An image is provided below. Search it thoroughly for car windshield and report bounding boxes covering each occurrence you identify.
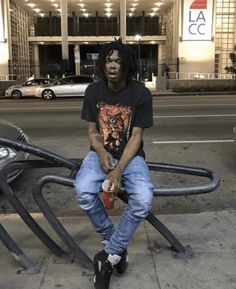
[53,79,62,85]
[25,81,35,86]
[52,76,93,85]
[40,79,52,85]
[25,79,52,86]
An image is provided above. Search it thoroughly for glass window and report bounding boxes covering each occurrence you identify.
[77,76,93,83]
[215,0,236,74]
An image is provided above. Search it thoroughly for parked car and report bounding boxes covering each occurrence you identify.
[5,78,54,99]
[0,120,30,182]
[35,75,96,100]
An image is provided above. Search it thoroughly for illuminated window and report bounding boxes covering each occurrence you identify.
[215,0,236,74]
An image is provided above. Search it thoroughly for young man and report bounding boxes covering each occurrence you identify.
[75,39,154,289]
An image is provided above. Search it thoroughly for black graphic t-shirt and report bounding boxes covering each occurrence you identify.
[81,80,153,159]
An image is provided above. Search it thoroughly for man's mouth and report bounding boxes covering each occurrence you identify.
[108,72,117,78]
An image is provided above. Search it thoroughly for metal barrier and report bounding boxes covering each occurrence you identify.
[0,137,220,271]
[33,174,94,268]
[0,222,39,273]
[0,138,93,271]
[0,161,69,255]
[168,71,236,80]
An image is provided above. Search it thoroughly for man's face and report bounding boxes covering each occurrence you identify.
[104,50,124,84]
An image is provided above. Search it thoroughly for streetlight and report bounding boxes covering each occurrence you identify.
[135,34,142,81]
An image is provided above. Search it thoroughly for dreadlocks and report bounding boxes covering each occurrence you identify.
[97,38,138,81]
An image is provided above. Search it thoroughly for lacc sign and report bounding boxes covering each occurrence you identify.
[182,0,214,41]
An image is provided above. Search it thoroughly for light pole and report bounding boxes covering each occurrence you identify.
[135,34,142,81]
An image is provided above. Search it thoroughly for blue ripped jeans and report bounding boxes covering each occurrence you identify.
[74,151,153,256]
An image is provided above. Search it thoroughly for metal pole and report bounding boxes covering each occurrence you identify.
[135,34,141,81]
[138,39,141,81]
[120,0,126,43]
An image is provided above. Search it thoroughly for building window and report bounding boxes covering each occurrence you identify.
[215,0,236,75]
[9,0,30,78]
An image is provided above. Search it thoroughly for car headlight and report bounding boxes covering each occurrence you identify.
[0,146,17,160]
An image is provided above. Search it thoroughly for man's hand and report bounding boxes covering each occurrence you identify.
[87,122,117,173]
[99,151,116,172]
[105,165,122,193]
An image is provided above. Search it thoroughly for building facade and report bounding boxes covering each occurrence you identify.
[0,0,236,81]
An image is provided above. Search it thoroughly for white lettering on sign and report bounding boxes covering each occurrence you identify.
[182,0,214,41]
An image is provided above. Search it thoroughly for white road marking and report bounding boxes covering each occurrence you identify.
[153,114,236,118]
[153,103,236,108]
[152,140,235,144]
[1,108,236,118]
[0,106,82,111]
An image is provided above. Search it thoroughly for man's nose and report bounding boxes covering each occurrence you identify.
[109,61,116,68]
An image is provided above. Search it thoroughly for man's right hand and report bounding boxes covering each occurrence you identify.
[99,151,116,172]
[87,122,116,172]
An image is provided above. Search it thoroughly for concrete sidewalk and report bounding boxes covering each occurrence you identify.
[0,210,236,289]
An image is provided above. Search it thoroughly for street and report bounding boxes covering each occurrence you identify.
[0,95,236,214]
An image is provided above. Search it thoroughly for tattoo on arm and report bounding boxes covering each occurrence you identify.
[95,135,103,144]
[89,131,103,144]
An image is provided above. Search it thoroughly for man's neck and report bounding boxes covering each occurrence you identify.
[107,79,127,92]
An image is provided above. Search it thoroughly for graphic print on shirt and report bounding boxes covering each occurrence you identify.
[97,102,133,155]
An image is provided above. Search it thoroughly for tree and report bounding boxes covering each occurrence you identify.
[225,45,236,74]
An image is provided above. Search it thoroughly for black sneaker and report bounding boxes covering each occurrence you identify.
[115,248,128,274]
[94,250,121,289]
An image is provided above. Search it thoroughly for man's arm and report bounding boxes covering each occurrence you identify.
[116,127,143,172]
[88,122,144,191]
[107,127,144,192]
[88,122,116,172]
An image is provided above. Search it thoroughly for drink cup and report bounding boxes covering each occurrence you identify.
[102,180,115,210]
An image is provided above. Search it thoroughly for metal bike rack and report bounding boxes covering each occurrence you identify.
[0,222,39,273]
[32,162,220,260]
[0,138,93,270]
[148,162,219,197]
[32,174,94,269]
[0,137,220,270]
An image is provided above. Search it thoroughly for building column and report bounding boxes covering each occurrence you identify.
[120,0,126,43]
[172,0,179,72]
[156,43,167,90]
[0,0,10,78]
[72,11,76,36]
[74,44,80,75]
[96,11,99,36]
[60,0,69,73]
[141,11,145,35]
[33,44,40,78]
[158,44,163,77]
[49,11,53,36]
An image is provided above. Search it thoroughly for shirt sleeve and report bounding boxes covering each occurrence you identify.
[133,88,153,128]
[81,84,97,122]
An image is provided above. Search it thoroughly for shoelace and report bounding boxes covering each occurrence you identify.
[104,260,113,277]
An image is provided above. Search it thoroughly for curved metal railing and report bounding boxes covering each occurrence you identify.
[0,137,93,270]
[0,222,39,273]
[0,137,221,270]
